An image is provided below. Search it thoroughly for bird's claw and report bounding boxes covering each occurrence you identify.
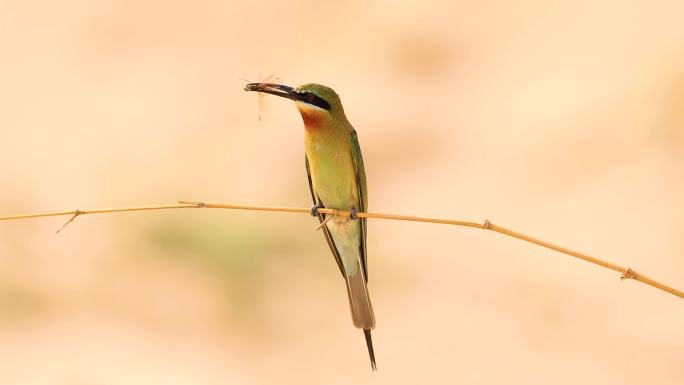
[310,204,323,217]
[349,207,358,221]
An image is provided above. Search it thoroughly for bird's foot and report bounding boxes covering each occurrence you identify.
[310,203,324,217]
[349,207,358,221]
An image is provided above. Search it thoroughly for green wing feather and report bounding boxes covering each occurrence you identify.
[305,154,345,277]
[349,129,369,281]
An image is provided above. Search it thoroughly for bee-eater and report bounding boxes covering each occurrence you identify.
[245,82,376,370]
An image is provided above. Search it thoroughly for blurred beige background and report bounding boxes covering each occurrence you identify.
[1,0,684,384]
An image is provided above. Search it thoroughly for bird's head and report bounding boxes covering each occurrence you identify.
[244,82,346,129]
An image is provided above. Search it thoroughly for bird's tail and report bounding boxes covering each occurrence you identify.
[344,269,376,369]
[363,329,377,370]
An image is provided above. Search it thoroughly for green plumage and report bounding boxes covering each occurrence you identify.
[245,82,377,370]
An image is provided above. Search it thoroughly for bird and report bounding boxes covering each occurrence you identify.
[244,82,376,370]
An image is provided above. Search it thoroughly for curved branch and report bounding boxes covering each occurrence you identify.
[1,200,682,300]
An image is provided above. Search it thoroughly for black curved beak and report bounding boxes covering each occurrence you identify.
[244,83,304,102]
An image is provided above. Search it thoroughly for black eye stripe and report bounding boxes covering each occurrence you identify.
[300,92,331,110]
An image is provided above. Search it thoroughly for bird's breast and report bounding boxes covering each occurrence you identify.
[305,134,358,214]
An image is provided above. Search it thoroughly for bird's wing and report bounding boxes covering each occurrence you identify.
[305,154,345,277]
[349,129,369,281]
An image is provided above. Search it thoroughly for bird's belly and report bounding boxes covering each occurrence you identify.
[305,140,362,275]
[326,217,362,275]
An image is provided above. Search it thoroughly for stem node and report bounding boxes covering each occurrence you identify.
[621,268,637,281]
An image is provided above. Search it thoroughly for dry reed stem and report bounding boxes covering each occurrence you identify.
[0,200,682,300]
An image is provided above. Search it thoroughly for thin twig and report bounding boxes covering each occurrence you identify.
[56,210,83,233]
[1,200,682,301]
[315,214,334,231]
[0,203,197,222]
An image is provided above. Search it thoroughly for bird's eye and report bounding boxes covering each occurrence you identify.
[299,92,331,110]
